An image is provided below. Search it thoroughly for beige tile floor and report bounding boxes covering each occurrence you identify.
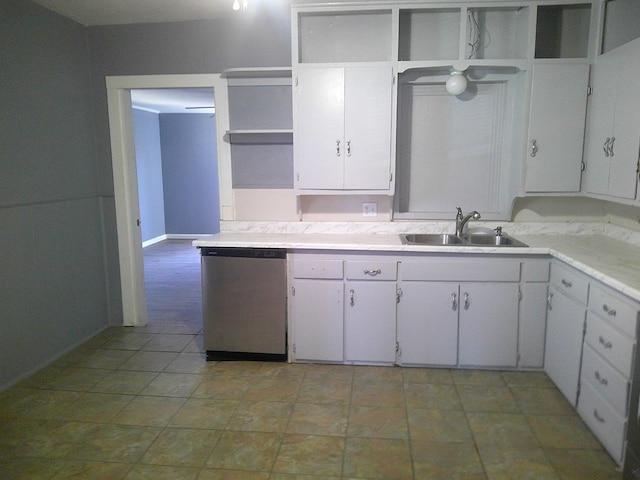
[0,326,623,479]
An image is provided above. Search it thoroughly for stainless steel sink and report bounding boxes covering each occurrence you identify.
[463,234,528,247]
[400,232,528,247]
[402,234,465,245]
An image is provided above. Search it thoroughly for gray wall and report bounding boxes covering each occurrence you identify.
[133,109,166,242]
[0,0,291,389]
[88,12,292,323]
[160,113,220,235]
[0,0,108,388]
[134,110,220,242]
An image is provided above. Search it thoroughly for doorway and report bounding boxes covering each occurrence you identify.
[130,87,219,330]
[106,74,231,327]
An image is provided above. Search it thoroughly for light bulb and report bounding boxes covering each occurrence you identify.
[446,71,468,96]
[232,0,240,10]
[242,0,248,10]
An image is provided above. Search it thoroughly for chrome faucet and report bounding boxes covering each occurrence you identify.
[455,207,481,236]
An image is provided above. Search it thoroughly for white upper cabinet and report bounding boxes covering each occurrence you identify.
[525,63,590,193]
[294,66,393,193]
[583,38,640,200]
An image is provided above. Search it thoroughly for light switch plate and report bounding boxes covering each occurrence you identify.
[362,202,377,217]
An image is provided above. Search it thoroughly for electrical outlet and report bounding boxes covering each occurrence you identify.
[362,202,377,217]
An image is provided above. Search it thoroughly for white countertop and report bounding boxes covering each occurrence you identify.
[193,226,640,302]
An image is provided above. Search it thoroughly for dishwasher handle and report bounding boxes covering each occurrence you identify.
[200,247,286,259]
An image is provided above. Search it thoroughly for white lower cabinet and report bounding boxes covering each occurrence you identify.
[543,259,640,466]
[396,281,458,366]
[290,258,344,362]
[292,279,344,362]
[458,282,520,367]
[397,257,522,368]
[344,280,397,364]
[544,261,589,407]
[578,281,639,464]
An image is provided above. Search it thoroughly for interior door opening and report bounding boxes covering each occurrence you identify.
[106,74,229,327]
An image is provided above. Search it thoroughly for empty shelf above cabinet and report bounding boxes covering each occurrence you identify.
[221,67,292,79]
[225,129,293,144]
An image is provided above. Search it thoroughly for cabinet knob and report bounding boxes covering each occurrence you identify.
[364,269,381,276]
[594,370,608,386]
[336,140,341,157]
[451,293,458,311]
[463,292,470,310]
[603,137,610,157]
[593,409,606,424]
[602,304,617,317]
[349,289,355,307]
[547,292,553,310]
[598,335,613,349]
[561,279,572,288]
[609,137,615,157]
[346,140,352,157]
[530,139,537,157]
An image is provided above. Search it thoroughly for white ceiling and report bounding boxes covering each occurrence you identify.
[32,0,296,26]
[131,88,215,114]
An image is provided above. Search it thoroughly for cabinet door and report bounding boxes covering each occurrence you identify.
[609,43,640,200]
[458,283,519,367]
[344,281,397,364]
[544,285,586,407]
[343,67,393,190]
[295,67,345,189]
[397,282,458,366]
[583,54,617,196]
[525,63,589,193]
[292,279,344,362]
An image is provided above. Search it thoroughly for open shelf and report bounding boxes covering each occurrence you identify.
[535,4,591,59]
[225,129,293,144]
[222,67,292,79]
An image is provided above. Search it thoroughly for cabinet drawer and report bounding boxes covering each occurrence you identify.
[399,259,520,282]
[345,261,397,281]
[577,379,626,464]
[589,283,639,339]
[585,312,635,378]
[521,259,550,282]
[581,344,630,416]
[550,262,589,304]
[292,259,343,279]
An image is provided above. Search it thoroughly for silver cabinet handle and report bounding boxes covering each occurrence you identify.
[602,304,617,317]
[593,409,606,423]
[530,139,537,157]
[336,140,341,157]
[609,136,615,156]
[350,289,354,307]
[451,293,458,311]
[547,292,553,310]
[463,292,470,310]
[346,140,351,157]
[599,335,613,349]
[364,269,381,276]
[603,137,610,157]
[561,279,572,288]
[594,371,608,386]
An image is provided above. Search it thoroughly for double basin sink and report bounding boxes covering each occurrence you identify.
[401,232,528,247]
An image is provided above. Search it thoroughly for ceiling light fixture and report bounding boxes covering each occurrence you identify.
[232,0,240,10]
[445,70,468,96]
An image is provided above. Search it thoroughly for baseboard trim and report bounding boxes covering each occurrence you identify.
[142,234,167,248]
[143,234,213,248]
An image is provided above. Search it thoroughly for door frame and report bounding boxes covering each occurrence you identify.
[106,74,231,326]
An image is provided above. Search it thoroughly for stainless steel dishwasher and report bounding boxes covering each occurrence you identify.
[200,247,287,361]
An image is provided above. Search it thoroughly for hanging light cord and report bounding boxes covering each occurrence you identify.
[467,10,480,59]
